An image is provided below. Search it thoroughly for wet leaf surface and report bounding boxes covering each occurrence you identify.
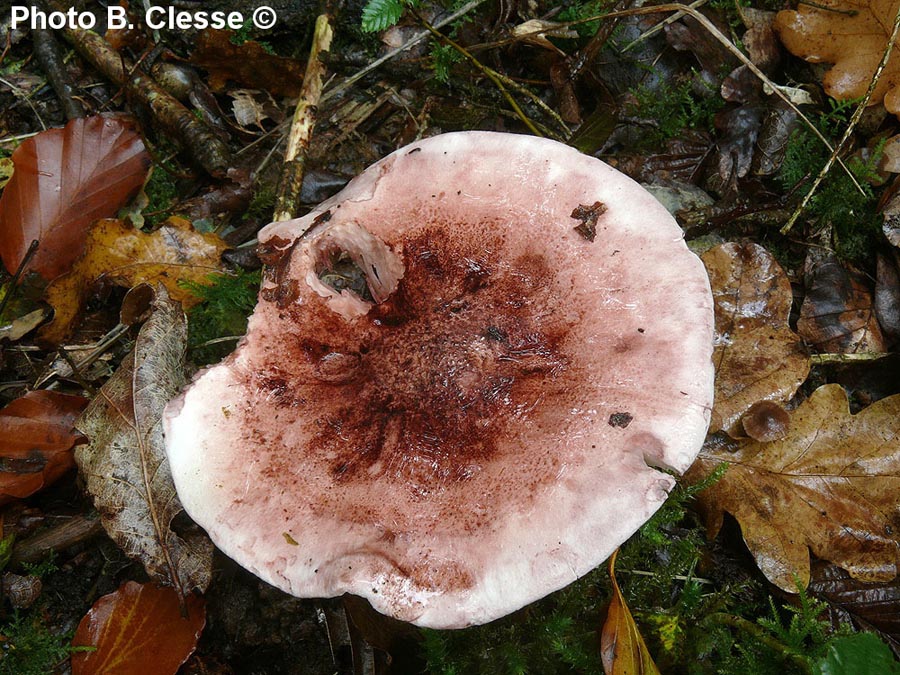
[600,550,662,675]
[0,390,87,504]
[688,384,900,593]
[40,217,228,345]
[71,580,206,675]
[798,251,887,353]
[0,115,149,280]
[810,559,900,654]
[75,288,213,595]
[774,0,900,115]
[813,632,900,674]
[701,242,809,436]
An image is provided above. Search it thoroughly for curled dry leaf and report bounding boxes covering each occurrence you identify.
[875,250,900,345]
[0,115,150,280]
[75,287,213,595]
[600,550,662,675]
[797,251,886,353]
[701,242,809,437]
[774,0,900,116]
[0,390,88,504]
[71,580,206,675]
[39,216,228,345]
[687,384,900,593]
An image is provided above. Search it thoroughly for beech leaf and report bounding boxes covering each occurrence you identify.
[71,580,206,675]
[701,242,809,436]
[40,216,228,345]
[0,390,88,504]
[774,0,900,116]
[0,115,150,280]
[75,287,213,595]
[600,550,662,675]
[687,384,900,593]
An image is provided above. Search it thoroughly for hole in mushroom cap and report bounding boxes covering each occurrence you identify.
[303,222,405,320]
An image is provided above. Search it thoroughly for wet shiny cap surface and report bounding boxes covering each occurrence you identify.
[163,132,715,628]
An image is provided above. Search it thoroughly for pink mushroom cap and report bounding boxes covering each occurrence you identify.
[164,132,714,628]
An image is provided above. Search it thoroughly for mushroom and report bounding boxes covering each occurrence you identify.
[163,132,714,628]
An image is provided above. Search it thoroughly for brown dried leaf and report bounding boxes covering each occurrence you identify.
[774,0,900,115]
[0,390,87,504]
[191,29,306,98]
[600,550,662,675]
[72,581,205,675]
[75,288,213,595]
[687,384,900,593]
[875,249,900,345]
[810,559,900,653]
[701,242,810,436]
[797,251,886,353]
[0,115,150,280]
[40,217,228,345]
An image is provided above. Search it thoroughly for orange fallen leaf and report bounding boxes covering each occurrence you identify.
[71,581,205,675]
[687,384,900,593]
[774,0,900,115]
[0,390,88,504]
[40,216,228,345]
[600,549,662,675]
[0,115,149,280]
[701,242,809,437]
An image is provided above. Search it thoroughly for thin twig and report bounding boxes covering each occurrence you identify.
[322,0,487,103]
[781,1,900,234]
[0,240,39,319]
[274,9,338,222]
[415,12,543,137]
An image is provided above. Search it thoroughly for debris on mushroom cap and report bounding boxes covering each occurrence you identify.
[163,132,715,629]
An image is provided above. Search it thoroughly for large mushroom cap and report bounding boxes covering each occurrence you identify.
[164,132,714,629]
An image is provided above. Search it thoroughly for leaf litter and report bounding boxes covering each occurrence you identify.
[0,0,900,671]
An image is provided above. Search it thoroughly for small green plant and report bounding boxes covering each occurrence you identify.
[0,610,73,675]
[141,166,179,227]
[431,43,463,84]
[180,270,261,365]
[558,0,613,37]
[627,77,723,145]
[361,0,418,33]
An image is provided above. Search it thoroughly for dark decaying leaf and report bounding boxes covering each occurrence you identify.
[810,559,900,655]
[600,549,662,675]
[875,249,900,345]
[798,250,886,353]
[701,242,809,436]
[753,102,798,176]
[0,390,88,504]
[71,580,206,675]
[75,287,213,596]
[190,29,306,98]
[708,105,764,194]
[0,115,150,280]
[688,384,900,593]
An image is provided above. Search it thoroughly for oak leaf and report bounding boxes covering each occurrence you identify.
[687,384,900,593]
[40,216,228,345]
[0,390,87,504]
[774,0,900,115]
[0,115,149,280]
[71,581,205,675]
[701,242,809,436]
[75,287,213,596]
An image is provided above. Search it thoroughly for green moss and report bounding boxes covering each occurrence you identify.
[0,610,74,675]
[627,77,723,145]
[142,166,179,227]
[778,98,883,263]
[180,270,261,365]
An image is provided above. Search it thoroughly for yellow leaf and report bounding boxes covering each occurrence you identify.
[40,217,228,344]
[600,550,662,675]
